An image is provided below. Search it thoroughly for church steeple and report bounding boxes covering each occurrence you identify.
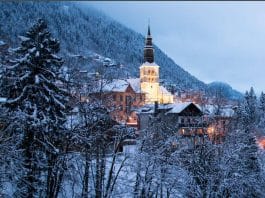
[144,24,154,63]
[147,24,151,36]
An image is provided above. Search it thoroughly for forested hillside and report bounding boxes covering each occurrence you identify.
[0,2,241,99]
[1,3,264,197]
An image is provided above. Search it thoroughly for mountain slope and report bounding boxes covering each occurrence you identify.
[207,81,243,100]
[0,2,242,99]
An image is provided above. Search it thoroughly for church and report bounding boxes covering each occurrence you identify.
[93,25,174,124]
[139,25,174,104]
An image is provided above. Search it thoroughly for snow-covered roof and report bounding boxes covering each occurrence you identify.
[202,104,234,117]
[165,102,195,114]
[135,104,154,114]
[163,102,202,115]
[94,78,141,94]
[127,78,141,93]
[91,77,171,96]
[140,62,159,67]
[102,79,129,92]
[159,85,171,95]
[137,102,201,115]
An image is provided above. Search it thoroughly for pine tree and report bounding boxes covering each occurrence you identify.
[258,92,265,128]
[241,87,258,129]
[218,87,265,197]
[3,19,68,197]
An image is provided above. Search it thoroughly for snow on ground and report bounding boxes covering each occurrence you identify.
[58,149,137,198]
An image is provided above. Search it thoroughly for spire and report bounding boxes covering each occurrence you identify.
[144,23,154,63]
[147,19,151,36]
[148,25,151,36]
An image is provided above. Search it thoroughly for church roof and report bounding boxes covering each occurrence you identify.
[159,85,171,95]
[95,78,141,93]
[92,78,172,97]
[90,79,129,93]
[103,79,129,92]
[126,78,141,93]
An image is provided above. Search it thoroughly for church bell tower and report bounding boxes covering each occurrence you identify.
[140,25,160,104]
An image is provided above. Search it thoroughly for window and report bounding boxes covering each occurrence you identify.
[120,95,123,101]
[113,94,116,101]
[181,118,184,124]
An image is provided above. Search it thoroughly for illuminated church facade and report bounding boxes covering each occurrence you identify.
[140,25,173,104]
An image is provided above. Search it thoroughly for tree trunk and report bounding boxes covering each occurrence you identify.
[95,147,102,198]
[20,129,37,197]
[82,152,90,198]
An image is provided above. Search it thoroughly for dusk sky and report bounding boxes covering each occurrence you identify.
[83,1,265,94]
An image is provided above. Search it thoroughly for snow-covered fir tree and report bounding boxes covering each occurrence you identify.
[240,87,258,129]
[258,92,265,128]
[1,19,69,197]
[218,88,265,197]
[133,116,191,197]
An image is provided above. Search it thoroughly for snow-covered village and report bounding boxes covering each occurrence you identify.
[1,1,265,197]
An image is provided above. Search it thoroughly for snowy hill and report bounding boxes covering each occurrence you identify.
[207,81,243,100]
[0,2,242,100]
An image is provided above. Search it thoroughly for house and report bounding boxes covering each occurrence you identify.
[88,79,145,126]
[203,105,235,143]
[137,102,206,138]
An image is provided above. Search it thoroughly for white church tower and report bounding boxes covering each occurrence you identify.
[140,25,173,104]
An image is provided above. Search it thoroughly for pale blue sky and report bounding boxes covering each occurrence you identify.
[81,1,265,94]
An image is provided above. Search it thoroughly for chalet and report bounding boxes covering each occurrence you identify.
[137,102,206,137]
[203,105,234,143]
